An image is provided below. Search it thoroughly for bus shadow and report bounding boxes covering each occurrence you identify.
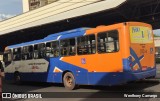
[2,79,64,92]
[78,74,160,101]
[78,79,159,91]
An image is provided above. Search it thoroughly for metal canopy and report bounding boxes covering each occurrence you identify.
[117,0,160,29]
[0,0,126,35]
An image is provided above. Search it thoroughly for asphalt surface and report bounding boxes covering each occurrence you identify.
[2,64,160,101]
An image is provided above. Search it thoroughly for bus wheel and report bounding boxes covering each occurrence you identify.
[14,73,21,85]
[63,72,76,90]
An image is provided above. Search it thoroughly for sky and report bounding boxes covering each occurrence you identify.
[0,0,22,20]
[153,29,160,36]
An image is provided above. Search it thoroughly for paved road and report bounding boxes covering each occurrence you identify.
[2,64,160,101]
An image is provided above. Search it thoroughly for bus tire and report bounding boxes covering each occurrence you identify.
[63,72,76,90]
[14,72,21,85]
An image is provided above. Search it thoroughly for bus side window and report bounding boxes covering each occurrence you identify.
[60,40,68,56]
[88,35,96,54]
[60,38,76,57]
[97,30,119,53]
[22,47,27,60]
[28,46,34,59]
[69,38,76,56]
[77,34,96,55]
[13,48,21,61]
[38,43,46,58]
[4,49,12,63]
[22,46,33,60]
[34,44,39,59]
[46,42,51,57]
[51,41,59,57]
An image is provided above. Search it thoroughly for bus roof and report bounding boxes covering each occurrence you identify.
[8,28,89,49]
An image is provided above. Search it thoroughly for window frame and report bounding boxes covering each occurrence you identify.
[77,34,96,55]
[13,47,22,61]
[3,49,12,62]
[97,30,120,54]
[45,42,52,57]
[22,45,34,60]
[33,43,46,59]
[49,40,60,58]
[60,37,76,57]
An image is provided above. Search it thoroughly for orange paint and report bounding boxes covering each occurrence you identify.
[128,22,155,69]
[61,22,155,72]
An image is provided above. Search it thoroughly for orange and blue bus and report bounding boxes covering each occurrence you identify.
[3,22,156,90]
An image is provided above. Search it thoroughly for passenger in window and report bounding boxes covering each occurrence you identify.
[29,53,33,59]
[34,51,39,59]
[69,47,75,55]
[15,54,20,60]
[46,47,51,57]
[62,48,67,56]
[54,50,59,57]
[39,51,45,58]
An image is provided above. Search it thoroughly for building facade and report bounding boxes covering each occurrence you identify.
[23,0,59,12]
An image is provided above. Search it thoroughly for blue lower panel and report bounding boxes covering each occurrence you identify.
[88,68,156,86]
[5,68,156,85]
[21,73,48,82]
[47,72,88,84]
[5,73,14,80]
[88,72,125,86]
[75,71,88,85]
[124,68,156,81]
[52,73,62,83]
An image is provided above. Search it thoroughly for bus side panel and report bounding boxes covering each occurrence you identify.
[5,59,49,82]
[61,53,125,86]
[125,68,156,81]
[61,26,125,86]
[47,57,89,85]
[88,72,125,85]
[5,73,14,80]
[20,59,49,82]
[20,73,48,82]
